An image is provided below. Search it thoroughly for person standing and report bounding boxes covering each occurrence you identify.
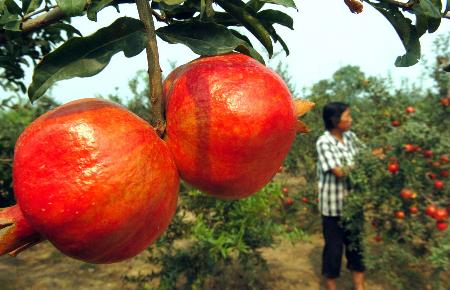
[316,102,365,290]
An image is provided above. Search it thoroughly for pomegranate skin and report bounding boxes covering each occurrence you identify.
[13,98,179,263]
[164,53,297,199]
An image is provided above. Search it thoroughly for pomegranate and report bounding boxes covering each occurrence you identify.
[163,53,313,199]
[0,99,179,263]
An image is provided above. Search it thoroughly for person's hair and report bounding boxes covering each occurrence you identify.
[322,102,350,131]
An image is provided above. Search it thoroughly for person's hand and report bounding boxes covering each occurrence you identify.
[372,147,386,160]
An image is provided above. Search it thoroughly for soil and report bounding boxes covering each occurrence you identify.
[0,234,395,290]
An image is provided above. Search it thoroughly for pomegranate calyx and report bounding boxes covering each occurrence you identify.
[294,99,315,117]
[296,120,310,133]
[0,205,44,256]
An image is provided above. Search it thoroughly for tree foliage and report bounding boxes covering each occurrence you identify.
[0,0,449,101]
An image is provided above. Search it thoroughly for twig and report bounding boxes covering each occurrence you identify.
[135,0,166,137]
[0,159,12,163]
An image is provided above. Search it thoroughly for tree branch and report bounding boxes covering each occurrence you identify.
[135,0,166,137]
[21,7,66,33]
[23,5,57,21]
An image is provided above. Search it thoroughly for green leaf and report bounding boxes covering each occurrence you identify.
[156,21,264,63]
[56,0,87,16]
[216,0,273,57]
[369,3,421,67]
[247,0,265,12]
[260,0,296,9]
[412,0,442,19]
[23,0,42,14]
[5,0,22,15]
[2,18,20,30]
[47,22,82,37]
[87,0,114,21]
[257,9,293,29]
[28,17,147,102]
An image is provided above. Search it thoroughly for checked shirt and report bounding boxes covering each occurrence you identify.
[316,131,362,217]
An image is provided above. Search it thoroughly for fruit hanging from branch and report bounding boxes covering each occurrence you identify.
[164,53,314,199]
[0,99,180,263]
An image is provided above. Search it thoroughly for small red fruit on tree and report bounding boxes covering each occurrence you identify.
[164,53,313,199]
[436,221,448,231]
[283,197,294,207]
[425,205,437,217]
[441,170,449,178]
[440,97,450,107]
[423,150,433,158]
[395,210,405,219]
[433,208,448,221]
[388,163,399,174]
[426,172,437,180]
[434,180,444,190]
[440,154,449,163]
[282,187,289,194]
[374,235,382,242]
[302,197,309,203]
[409,206,418,214]
[404,144,416,152]
[391,120,400,127]
[0,99,180,263]
[405,106,415,113]
[400,188,414,199]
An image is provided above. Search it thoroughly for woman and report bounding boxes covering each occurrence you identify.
[316,102,365,290]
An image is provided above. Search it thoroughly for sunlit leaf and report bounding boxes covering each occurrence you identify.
[156,21,264,63]
[28,17,147,102]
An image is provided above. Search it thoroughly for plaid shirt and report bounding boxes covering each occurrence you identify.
[316,131,361,216]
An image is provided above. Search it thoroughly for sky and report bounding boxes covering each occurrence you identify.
[6,1,450,103]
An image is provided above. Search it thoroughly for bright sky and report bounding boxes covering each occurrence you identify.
[12,1,450,103]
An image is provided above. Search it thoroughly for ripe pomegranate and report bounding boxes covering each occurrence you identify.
[0,99,179,263]
[436,221,448,231]
[374,235,382,242]
[387,163,399,174]
[302,197,309,203]
[282,197,294,207]
[433,208,448,221]
[391,120,400,127]
[423,150,433,158]
[163,53,313,199]
[400,188,413,199]
[426,172,437,180]
[434,180,444,190]
[405,106,415,113]
[282,187,289,194]
[440,154,448,163]
[404,144,415,152]
[425,205,437,217]
[395,210,405,219]
[441,170,449,178]
[409,206,418,214]
[440,97,450,107]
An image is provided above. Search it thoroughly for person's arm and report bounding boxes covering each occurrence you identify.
[317,141,345,178]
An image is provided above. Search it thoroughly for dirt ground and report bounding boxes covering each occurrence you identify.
[0,233,396,290]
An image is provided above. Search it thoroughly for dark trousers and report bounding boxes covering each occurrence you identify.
[322,216,365,279]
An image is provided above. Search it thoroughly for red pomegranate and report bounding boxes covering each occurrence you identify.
[0,99,179,263]
[163,53,313,199]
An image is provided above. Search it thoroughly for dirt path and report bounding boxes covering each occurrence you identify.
[0,234,394,290]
